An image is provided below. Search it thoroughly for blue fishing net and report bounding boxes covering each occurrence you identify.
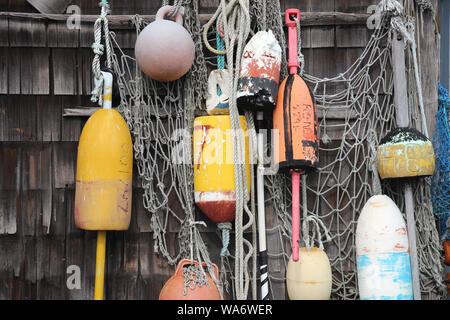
[431,83,450,240]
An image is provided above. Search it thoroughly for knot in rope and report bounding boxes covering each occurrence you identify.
[162,0,185,18]
[218,222,232,257]
[91,42,104,56]
[91,1,112,104]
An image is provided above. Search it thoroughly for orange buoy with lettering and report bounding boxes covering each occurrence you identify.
[134,5,195,82]
[159,259,221,300]
[273,9,318,262]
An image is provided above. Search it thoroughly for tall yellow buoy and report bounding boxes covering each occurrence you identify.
[75,71,133,300]
[75,108,133,230]
[286,247,332,300]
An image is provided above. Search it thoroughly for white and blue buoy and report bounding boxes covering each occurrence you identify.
[356,195,413,300]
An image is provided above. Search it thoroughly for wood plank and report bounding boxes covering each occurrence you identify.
[52,141,77,189]
[9,17,46,47]
[310,26,335,48]
[0,144,20,234]
[64,233,84,299]
[8,48,21,94]
[0,47,7,94]
[336,25,371,48]
[336,0,377,13]
[36,95,61,142]
[19,47,33,94]
[60,96,90,141]
[36,235,66,299]
[0,16,8,46]
[31,48,50,94]
[0,11,372,30]
[78,48,94,95]
[0,190,18,234]
[56,21,79,47]
[52,48,77,95]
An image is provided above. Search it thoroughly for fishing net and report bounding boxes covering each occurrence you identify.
[90,0,446,300]
[256,0,446,300]
[431,83,450,243]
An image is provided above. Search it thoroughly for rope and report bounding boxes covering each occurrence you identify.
[162,0,184,17]
[218,222,232,257]
[293,17,305,76]
[206,0,253,300]
[91,1,112,105]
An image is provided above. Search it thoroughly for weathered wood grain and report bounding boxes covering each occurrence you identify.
[52,48,77,95]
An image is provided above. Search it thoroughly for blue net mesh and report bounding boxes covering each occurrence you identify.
[431,83,450,224]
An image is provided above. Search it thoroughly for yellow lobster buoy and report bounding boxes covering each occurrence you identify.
[377,127,435,179]
[286,247,332,300]
[193,115,250,223]
[75,108,133,230]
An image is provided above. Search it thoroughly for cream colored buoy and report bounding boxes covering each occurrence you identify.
[286,247,332,300]
[134,5,195,82]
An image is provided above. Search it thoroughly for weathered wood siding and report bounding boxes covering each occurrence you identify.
[0,0,439,300]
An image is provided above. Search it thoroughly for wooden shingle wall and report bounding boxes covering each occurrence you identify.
[0,0,439,299]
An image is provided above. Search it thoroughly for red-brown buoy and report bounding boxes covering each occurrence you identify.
[134,5,195,82]
[159,259,221,300]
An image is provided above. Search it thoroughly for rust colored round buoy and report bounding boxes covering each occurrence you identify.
[159,259,221,300]
[444,241,450,266]
[134,5,195,82]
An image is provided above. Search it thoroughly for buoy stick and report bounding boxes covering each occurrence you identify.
[392,32,421,300]
[291,170,301,262]
[94,230,106,300]
[285,9,300,75]
[256,111,269,300]
[404,184,420,299]
[93,71,113,301]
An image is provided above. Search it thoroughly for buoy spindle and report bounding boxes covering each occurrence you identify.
[94,230,106,300]
[291,170,301,262]
[285,9,300,75]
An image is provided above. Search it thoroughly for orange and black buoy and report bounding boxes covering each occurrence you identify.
[237,29,282,113]
[273,9,318,262]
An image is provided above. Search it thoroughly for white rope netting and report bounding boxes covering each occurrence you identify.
[91,0,445,300]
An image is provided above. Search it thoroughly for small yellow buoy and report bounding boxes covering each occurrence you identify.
[286,247,332,300]
[377,127,435,179]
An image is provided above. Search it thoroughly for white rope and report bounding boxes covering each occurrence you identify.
[91,1,112,105]
[293,17,305,76]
